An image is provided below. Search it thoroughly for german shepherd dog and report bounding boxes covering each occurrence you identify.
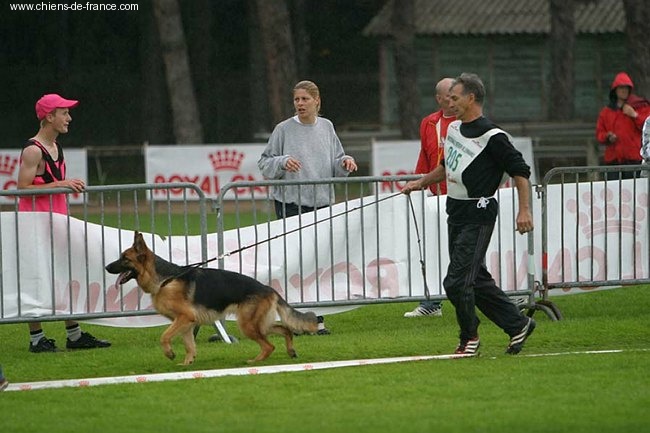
[105,231,318,365]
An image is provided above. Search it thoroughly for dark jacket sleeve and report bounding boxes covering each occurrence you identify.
[488,133,531,179]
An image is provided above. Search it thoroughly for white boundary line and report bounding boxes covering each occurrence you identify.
[3,348,648,392]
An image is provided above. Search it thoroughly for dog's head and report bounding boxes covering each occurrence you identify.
[105,231,153,285]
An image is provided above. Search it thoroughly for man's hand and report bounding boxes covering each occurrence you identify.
[516,209,534,234]
[402,179,423,195]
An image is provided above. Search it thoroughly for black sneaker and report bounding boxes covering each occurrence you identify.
[29,337,59,353]
[454,337,480,355]
[66,332,111,350]
[316,315,331,335]
[0,379,8,391]
[506,317,536,354]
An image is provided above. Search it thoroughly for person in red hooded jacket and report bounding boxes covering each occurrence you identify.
[595,72,650,179]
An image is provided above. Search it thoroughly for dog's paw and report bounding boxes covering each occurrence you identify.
[288,349,297,358]
[164,350,176,361]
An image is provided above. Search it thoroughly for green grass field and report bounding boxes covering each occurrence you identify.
[1,285,649,433]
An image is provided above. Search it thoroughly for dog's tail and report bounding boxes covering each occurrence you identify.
[276,297,319,334]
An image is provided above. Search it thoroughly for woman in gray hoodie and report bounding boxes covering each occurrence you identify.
[258,80,357,218]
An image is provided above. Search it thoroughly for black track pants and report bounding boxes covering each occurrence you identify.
[443,222,528,341]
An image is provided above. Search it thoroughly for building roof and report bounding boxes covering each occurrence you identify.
[363,0,624,36]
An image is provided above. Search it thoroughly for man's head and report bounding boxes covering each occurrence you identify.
[35,94,79,121]
[449,73,485,121]
[435,77,455,115]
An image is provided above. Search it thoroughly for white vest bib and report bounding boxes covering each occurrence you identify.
[444,120,509,200]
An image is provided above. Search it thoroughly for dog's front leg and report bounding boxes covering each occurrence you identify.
[160,324,177,361]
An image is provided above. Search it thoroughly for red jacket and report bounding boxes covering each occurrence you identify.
[595,72,650,164]
[415,110,455,194]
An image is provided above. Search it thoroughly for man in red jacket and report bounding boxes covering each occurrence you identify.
[596,72,650,179]
[403,77,456,318]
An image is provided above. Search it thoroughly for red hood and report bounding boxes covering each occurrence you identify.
[610,72,634,89]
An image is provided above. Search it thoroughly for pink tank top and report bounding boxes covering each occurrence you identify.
[18,140,68,215]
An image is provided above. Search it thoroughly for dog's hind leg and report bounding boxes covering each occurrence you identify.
[179,327,197,365]
[238,317,275,363]
[268,324,297,358]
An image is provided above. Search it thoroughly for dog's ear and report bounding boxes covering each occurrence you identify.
[133,231,146,253]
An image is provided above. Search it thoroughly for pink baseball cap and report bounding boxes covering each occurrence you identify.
[35,94,79,120]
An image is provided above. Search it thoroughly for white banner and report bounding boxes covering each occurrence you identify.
[0,148,87,204]
[145,144,268,200]
[1,179,646,327]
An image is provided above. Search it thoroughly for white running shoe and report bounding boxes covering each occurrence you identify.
[403,304,442,317]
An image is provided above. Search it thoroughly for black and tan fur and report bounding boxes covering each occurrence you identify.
[105,231,318,365]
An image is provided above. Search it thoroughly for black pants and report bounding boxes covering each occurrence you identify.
[443,222,527,341]
[605,161,643,180]
[274,201,325,219]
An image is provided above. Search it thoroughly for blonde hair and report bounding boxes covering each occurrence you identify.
[293,80,321,114]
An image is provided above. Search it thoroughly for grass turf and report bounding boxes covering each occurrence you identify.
[1,286,649,433]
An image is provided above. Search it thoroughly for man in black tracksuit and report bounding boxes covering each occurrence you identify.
[403,72,536,355]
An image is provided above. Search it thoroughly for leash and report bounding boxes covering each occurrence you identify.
[406,194,431,301]
[162,192,403,284]
[169,192,431,300]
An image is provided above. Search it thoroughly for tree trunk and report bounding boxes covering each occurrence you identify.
[152,0,204,144]
[623,0,650,98]
[184,0,213,141]
[256,0,298,126]
[291,0,310,78]
[391,0,420,139]
[549,0,575,120]
[246,0,271,135]
[140,0,173,144]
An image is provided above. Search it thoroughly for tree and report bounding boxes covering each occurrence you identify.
[256,0,298,126]
[247,0,271,135]
[622,0,650,98]
[152,0,204,144]
[549,0,575,120]
[390,0,419,139]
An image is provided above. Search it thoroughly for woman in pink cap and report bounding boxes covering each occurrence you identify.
[17,93,111,353]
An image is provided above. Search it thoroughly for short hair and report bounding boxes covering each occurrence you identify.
[452,73,485,104]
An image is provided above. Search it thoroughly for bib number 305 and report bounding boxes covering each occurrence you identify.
[446,146,462,171]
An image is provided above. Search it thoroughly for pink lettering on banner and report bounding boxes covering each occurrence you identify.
[380,170,413,192]
[488,249,528,291]
[53,280,153,314]
[247,255,398,301]
[365,258,399,298]
[152,173,266,197]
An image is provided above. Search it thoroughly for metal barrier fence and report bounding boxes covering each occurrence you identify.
[214,175,536,310]
[539,165,650,299]
[0,183,208,324]
[1,176,537,325]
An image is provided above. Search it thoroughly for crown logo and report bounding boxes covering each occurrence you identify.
[0,154,19,176]
[566,187,646,239]
[209,149,245,171]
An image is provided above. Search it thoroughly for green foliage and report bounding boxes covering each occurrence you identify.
[1,286,649,433]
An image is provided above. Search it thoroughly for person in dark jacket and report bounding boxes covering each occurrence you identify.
[595,72,650,179]
[402,73,536,356]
